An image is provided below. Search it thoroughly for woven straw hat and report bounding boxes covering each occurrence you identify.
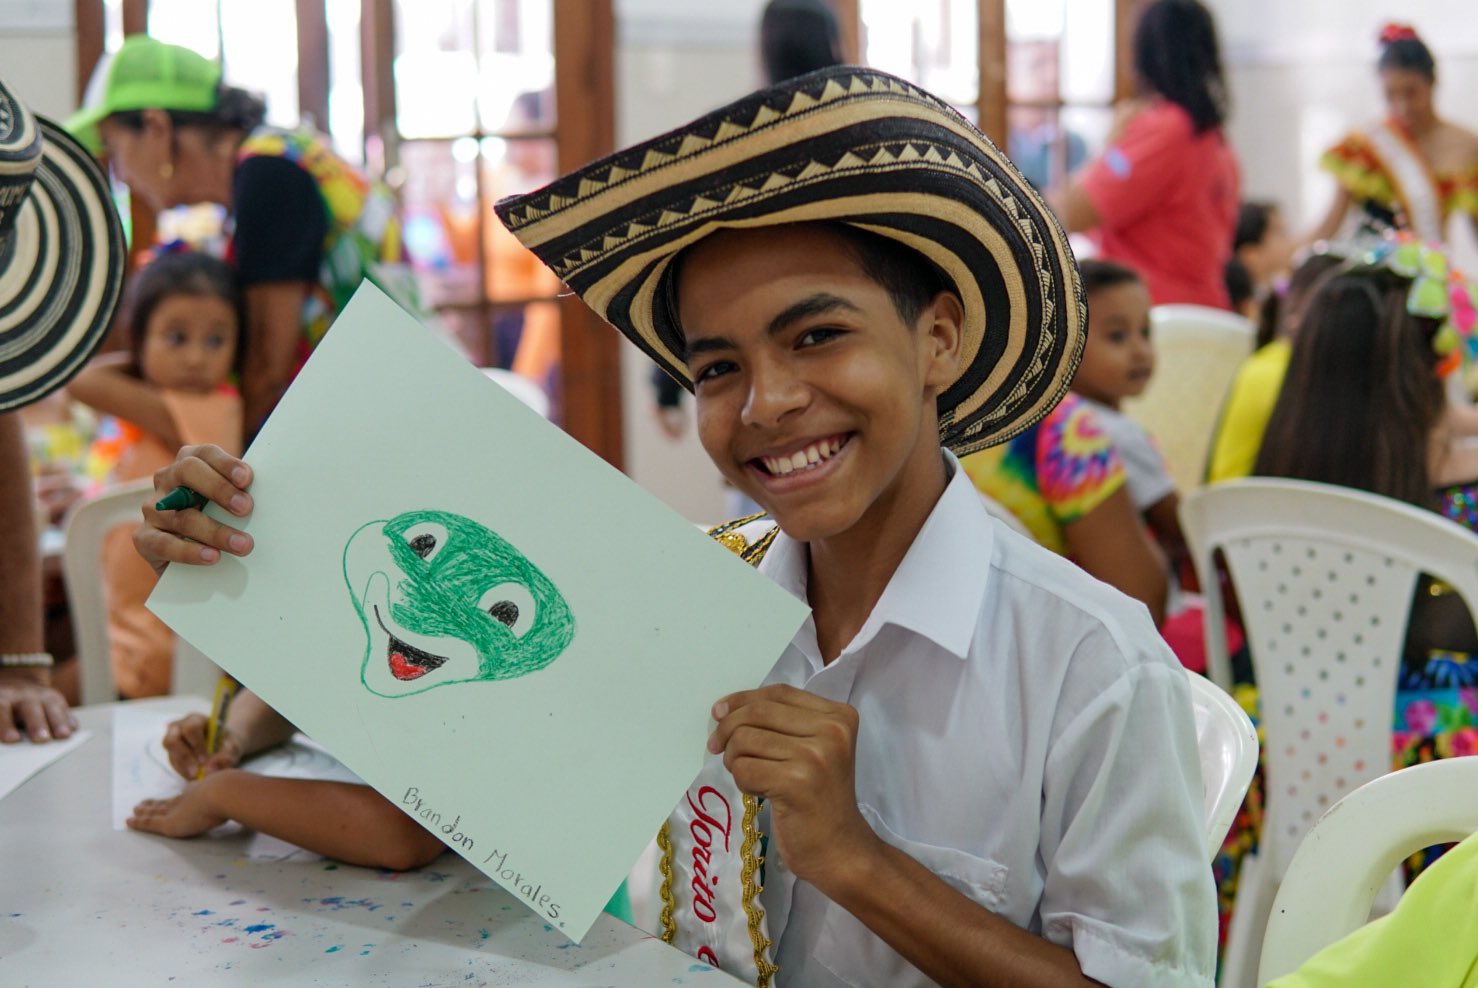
[0,80,125,412]
[495,66,1084,454]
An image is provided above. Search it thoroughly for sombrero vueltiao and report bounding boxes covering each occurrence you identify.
[495,66,1084,454]
[0,80,126,412]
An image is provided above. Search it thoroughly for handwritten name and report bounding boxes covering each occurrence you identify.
[401,786,474,851]
[483,848,562,920]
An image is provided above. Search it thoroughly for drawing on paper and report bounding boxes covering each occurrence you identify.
[343,509,576,697]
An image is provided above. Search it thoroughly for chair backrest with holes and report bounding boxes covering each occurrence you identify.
[1180,478,1478,877]
[1120,304,1254,493]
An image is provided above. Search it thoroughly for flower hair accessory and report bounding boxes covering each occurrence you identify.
[1362,232,1478,376]
[1379,23,1421,46]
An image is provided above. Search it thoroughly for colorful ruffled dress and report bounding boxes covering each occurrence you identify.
[1321,123,1478,242]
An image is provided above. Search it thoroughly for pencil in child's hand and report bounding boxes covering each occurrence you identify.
[198,676,240,781]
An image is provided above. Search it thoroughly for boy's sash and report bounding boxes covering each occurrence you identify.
[1367,120,1444,243]
[658,517,780,987]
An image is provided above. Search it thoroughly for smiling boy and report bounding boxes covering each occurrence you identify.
[494,67,1216,987]
[136,67,1215,987]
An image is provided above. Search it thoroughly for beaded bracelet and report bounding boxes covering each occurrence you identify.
[0,652,54,668]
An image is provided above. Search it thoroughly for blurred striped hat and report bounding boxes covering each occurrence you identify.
[495,66,1084,454]
[0,79,125,411]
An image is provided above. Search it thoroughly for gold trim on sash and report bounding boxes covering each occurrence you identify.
[657,821,676,944]
[739,794,779,988]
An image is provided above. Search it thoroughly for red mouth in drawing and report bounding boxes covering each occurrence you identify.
[374,606,449,681]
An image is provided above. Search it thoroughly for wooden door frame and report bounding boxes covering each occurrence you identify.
[552,0,620,469]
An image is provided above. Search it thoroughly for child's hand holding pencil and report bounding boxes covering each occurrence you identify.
[162,684,242,780]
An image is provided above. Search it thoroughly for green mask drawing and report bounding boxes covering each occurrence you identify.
[343,510,576,697]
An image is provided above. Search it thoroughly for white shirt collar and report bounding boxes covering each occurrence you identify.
[758,451,993,661]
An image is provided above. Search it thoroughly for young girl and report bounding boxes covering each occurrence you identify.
[67,251,244,698]
[1253,240,1478,870]
[1071,259,1185,568]
[961,274,1170,624]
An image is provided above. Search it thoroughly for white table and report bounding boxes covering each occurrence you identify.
[0,698,742,987]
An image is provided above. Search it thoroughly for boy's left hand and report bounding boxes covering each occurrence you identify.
[127,770,234,838]
[708,684,878,889]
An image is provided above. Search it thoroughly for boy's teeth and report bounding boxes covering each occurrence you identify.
[761,437,844,476]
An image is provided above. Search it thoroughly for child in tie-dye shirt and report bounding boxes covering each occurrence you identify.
[961,390,1169,624]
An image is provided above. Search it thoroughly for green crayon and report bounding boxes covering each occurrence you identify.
[155,486,209,512]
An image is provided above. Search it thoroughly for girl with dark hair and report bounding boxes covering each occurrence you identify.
[1208,251,1345,482]
[965,259,1170,625]
[65,36,407,439]
[66,251,244,699]
[1312,23,1478,245]
[1254,269,1450,503]
[1230,201,1294,323]
[1052,0,1240,309]
[1251,246,1478,879]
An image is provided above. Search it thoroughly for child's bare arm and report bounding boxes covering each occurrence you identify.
[67,359,183,448]
[1064,486,1169,626]
[1144,491,1188,575]
[128,774,446,872]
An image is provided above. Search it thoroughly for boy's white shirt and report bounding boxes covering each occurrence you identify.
[752,453,1216,988]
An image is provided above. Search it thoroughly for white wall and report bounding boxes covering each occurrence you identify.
[1209,0,1478,266]
[0,0,77,120]
[614,0,770,525]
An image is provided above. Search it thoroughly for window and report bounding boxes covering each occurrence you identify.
[855,0,1129,191]
[391,0,563,389]
[76,0,622,464]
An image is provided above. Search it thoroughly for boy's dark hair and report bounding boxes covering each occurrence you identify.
[1378,32,1436,82]
[823,222,953,327]
[1254,269,1442,508]
[1234,201,1278,251]
[109,84,267,142]
[760,0,844,85]
[1133,0,1227,134]
[1078,258,1144,297]
[126,250,242,376]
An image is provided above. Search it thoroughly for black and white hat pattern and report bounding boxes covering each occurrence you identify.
[0,79,125,411]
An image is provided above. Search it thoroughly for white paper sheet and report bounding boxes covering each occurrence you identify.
[111,705,361,860]
[0,729,93,801]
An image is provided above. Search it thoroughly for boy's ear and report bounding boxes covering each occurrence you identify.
[919,290,965,393]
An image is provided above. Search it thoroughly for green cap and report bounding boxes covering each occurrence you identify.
[65,35,222,155]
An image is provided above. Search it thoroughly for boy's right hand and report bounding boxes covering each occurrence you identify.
[162,712,243,779]
[134,444,255,577]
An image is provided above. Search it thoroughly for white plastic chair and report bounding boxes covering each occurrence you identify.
[1257,758,1478,985]
[61,479,156,705]
[1179,478,1478,988]
[1120,304,1254,494]
[1186,670,1260,859]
